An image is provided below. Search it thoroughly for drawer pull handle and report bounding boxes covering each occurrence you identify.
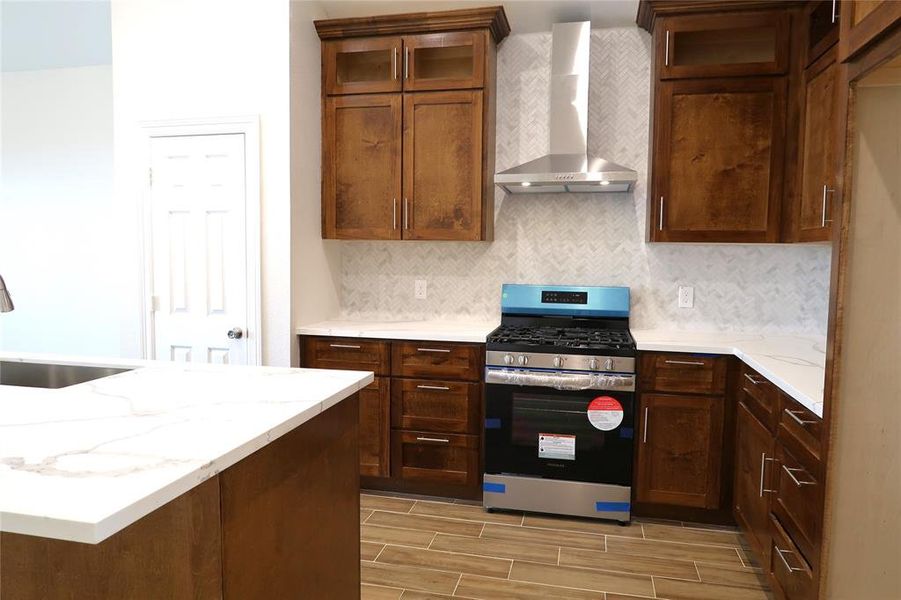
[642,406,649,443]
[775,546,805,573]
[329,343,362,349]
[417,385,450,391]
[664,359,705,366]
[417,348,451,353]
[759,453,777,496]
[783,465,816,487]
[416,436,449,444]
[743,373,764,385]
[785,409,817,426]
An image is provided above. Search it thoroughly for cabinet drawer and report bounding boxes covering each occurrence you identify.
[639,352,727,395]
[391,379,480,434]
[769,514,816,600]
[391,342,481,381]
[740,363,781,432]
[302,337,390,375]
[391,430,479,487]
[778,394,823,465]
[773,442,823,567]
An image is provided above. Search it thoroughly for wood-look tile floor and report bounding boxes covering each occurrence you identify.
[360,492,772,600]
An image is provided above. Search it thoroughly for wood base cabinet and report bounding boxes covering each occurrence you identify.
[734,401,776,565]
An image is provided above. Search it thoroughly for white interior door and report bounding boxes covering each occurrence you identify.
[149,133,249,365]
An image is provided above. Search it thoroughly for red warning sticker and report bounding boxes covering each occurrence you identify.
[587,396,624,431]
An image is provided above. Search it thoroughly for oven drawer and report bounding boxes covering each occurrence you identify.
[638,352,727,395]
[302,336,390,375]
[769,514,816,600]
[773,441,823,567]
[391,341,481,381]
[740,363,781,432]
[391,430,479,487]
[391,379,480,434]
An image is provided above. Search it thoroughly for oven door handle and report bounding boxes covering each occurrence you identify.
[486,369,635,391]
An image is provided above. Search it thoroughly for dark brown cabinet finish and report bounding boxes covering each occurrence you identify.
[734,401,776,566]
[302,336,390,374]
[793,48,838,242]
[769,514,816,600]
[636,394,725,509]
[651,76,787,242]
[403,91,484,240]
[404,32,486,91]
[360,377,391,477]
[391,378,480,434]
[391,341,481,381]
[772,441,823,570]
[324,37,403,95]
[740,362,781,432]
[805,0,841,65]
[323,94,402,239]
[391,430,479,487]
[657,11,791,79]
[838,0,901,61]
[639,352,727,395]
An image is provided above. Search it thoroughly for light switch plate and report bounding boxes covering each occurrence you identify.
[414,279,427,300]
[678,286,694,308]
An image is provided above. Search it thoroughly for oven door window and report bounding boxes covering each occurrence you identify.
[486,384,634,486]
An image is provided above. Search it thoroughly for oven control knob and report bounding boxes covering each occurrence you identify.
[517,355,529,366]
[553,356,564,368]
[503,353,514,365]
[588,358,599,370]
[605,358,615,371]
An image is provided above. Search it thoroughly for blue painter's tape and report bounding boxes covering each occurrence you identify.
[483,482,506,494]
[619,427,634,439]
[596,501,631,513]
[485,418,502,429]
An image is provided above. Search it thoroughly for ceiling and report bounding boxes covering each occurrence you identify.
[315,0,641,33]
[1,0,112,72]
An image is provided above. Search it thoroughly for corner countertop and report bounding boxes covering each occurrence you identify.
[631,330,827,418]
[296,319,500,344]
[0,353,373,544]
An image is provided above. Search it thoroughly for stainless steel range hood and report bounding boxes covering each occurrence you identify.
[495,22,637,194]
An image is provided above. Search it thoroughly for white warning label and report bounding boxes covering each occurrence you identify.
[538,433,576,461]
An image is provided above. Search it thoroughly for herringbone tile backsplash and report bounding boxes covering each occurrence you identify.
[340,28,832,334]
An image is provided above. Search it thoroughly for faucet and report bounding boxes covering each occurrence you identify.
[0,274,13,312]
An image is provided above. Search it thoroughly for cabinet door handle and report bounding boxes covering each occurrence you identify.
[759,453,777,496]
[329,343,361,349]
[785,409,817,426]
[664,30,670,66]
[775,547,805,573]
[665,359,705,366]
[416,436,449,444]
[658,196,665,231]
[416,384,450,391]
[393,47,398,80]
[404,47,409,79]
[393,198,398,230]
[642,406,649,443]
[743,372,763,385]
[822,185,835,227]
[831,0,839,23]
[417,347,450,353]
[404,197,409,230]
[783,465,816,487]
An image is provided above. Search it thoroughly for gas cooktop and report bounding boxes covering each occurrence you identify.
[488,324,634,351]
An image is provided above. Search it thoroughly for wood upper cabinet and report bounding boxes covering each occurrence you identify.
[657,11,790,79]
[635,394,725,509]
[805,0,841,66]
[734,401,776,566]
[838,0,901,61]
[651,76,787,242]
[792,48,838,242]
[323,94,402,239]
[324,37,402,95]
[404,32,486,91]
[403,91,484,240]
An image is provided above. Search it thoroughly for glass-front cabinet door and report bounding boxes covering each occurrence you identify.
[324,36,403,95]
[403,32,485,91]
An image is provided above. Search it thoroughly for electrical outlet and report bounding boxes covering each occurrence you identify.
[678,286,694,308]
[414,279,427,300]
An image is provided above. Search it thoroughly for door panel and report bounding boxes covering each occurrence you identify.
[150,134,248,364]
[636,394,724,508]
[403,91,483,240]
[323,94,402,239]
[360,377,390,478]
[734,402,776,565]
[324,37,402,95]
[403,32,485,91]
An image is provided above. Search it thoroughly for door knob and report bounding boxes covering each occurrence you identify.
[227,327,244,340]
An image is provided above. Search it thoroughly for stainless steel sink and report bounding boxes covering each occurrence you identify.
[0,361,131,389]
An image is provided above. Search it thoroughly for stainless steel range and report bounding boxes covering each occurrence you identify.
[483,284,636,523]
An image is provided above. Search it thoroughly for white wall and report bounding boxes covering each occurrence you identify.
[289,0,341,366]
[110,0,293,365]
[0,65,120,356]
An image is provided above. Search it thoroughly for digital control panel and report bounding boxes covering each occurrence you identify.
[541,290,588,305]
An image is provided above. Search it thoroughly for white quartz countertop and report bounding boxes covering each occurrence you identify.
[631,330,827,418]
[297,319,500,343]
[0,354,372,544]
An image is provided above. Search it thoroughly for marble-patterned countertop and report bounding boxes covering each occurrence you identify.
[296,319,500,343]
[0,356,372,544]
[631,330,827,418]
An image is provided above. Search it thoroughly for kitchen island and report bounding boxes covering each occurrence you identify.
[0,355,372,599]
